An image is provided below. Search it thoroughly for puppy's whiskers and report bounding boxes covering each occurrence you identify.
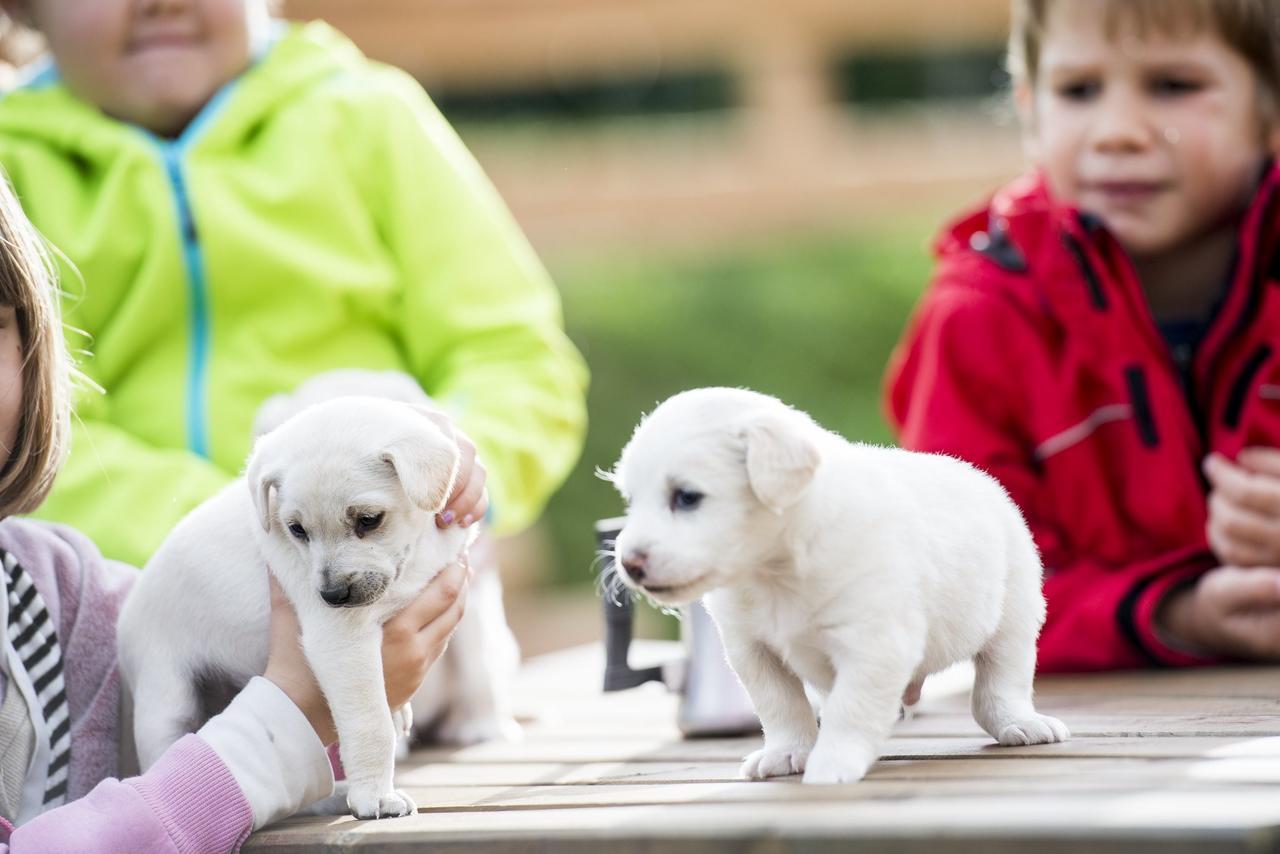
[593,551,634,606]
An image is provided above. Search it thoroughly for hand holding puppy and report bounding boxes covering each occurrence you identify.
[265,560,472,745]
[425,411,488,529]
[1204,449,1280,567]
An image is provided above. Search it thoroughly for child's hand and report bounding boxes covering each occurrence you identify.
[422,410,489,529]
[262,560,471,745]
[1156,565,1280,659]
[1204,449,1280,567]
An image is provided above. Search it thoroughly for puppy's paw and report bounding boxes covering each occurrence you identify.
[438,714,523,746]
[347,786,417,820]
[740,744,810,779]
[996,713,1070,746]
[801,744,874,785]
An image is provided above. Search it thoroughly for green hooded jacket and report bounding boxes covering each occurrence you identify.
[0,22,588,567]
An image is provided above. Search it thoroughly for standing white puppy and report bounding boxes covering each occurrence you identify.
[610,387,1068,785]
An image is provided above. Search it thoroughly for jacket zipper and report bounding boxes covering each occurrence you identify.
[159,144,211,459]
[1066,223,1200,452]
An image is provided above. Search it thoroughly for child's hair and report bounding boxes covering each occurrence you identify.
[1009,0,1280,114]
[0,177,68,518]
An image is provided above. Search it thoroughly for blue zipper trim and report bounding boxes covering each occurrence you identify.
[141,78,244,459]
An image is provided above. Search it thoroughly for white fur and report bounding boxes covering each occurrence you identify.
[611,387,1068,785]
[118,372,520,821]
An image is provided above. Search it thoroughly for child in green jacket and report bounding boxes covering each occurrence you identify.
[0,0,588,567]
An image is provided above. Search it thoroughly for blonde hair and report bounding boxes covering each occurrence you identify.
[0,178,69,518]
[1009,0,1280,109]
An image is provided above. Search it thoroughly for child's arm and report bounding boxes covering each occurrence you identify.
[1,734,254,853]
[2,677,337,853]
[343,70,589,536]
[887,286,1218,672]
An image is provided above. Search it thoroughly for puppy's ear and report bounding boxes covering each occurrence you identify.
[246,450,282,532]
[741,415,820,513]
[382,419,461,513]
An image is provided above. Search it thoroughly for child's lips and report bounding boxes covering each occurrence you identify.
[1087,180,1170,205]
[127,32,201,54]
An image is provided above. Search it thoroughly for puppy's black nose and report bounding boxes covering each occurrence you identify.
[320,583,352,606]
[621,551,648,582]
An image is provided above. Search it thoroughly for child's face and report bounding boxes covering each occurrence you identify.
[1025,1,1280,259]
[0,306,21,467]
[25,0,261,137]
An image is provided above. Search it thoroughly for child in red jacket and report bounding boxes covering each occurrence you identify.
[886,0,1280,671]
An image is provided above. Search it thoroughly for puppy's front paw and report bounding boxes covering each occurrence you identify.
[740,744,811,779]
[996,713,1070,746]
[347,786,417,820]
[801,743,874,785]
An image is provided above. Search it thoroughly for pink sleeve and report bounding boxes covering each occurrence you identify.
[0,735,252,853]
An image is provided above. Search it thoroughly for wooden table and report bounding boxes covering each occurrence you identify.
[247,642,1280,853]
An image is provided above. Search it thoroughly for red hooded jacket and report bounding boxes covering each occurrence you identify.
[885,166,1280,672]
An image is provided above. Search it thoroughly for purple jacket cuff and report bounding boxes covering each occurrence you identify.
[128,734,254,852]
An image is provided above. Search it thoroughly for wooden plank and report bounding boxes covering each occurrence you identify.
[246,790,1280,852]
[394,756,1280,787]
[406,735,1280,764]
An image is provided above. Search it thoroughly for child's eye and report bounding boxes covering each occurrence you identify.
[1054,80,1101,102]
[1149,76,1204,97]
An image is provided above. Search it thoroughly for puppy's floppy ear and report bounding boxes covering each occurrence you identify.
[245,447,282,532]
[382,412,461,512]
[741,414,820,513]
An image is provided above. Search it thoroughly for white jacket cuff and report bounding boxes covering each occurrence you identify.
[197,676,334,830]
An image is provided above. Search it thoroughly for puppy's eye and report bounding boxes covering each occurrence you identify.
[287,521,309,542]
[670,488,703,512]
[356,512,385,536]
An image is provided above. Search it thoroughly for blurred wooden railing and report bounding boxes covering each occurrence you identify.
[289,0,1021,249]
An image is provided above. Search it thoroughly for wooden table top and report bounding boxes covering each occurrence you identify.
[246,641,1280,853]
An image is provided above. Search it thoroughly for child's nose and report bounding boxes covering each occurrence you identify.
[1090,90,1155,153]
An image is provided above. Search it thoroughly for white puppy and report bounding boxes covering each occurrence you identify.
[255,370,522,749]
[610,388,1068,785]
[117,382,512,820]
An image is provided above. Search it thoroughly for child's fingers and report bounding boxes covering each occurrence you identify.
[1238,447,1280,478]
[1209,525,1273,568]
[450,477,488,528]
[447,439,478,505]
[1203,566,1280,611]
[418,580,468,652]
[1205,453,1280,517]
[391,561,469,634]
[1208,493,1280,555]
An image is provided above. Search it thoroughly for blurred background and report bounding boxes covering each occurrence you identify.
[7,0,1026,655]
[281,0,1025,656]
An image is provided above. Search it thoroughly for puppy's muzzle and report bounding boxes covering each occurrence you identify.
[319,570,388,608]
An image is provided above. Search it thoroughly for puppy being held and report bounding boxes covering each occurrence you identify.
[610,387,1069,785]
[118,393,474,819]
